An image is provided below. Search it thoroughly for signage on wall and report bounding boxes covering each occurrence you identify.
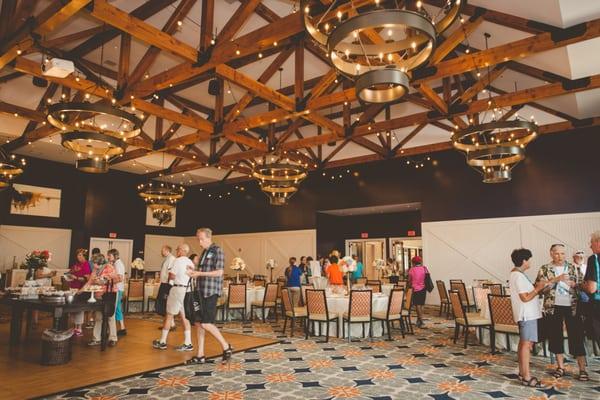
[407,230,416,237]
[360,232,369,238]
[109,232,117,238]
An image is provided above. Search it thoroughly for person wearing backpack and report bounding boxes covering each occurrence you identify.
[584,231,600,345]
[408,256,430,328]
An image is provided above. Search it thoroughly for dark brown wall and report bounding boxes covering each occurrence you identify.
[1,127,599,262]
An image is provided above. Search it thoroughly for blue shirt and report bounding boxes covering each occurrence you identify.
[287,265,302,288]
[352,262,364,280]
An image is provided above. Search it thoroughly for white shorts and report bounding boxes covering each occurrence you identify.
[166,286,187,315]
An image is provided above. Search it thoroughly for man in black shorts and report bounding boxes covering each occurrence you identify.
[185,228,232,365]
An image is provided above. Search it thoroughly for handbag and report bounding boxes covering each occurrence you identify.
[424,267,434,292]
[155,282,172,316]
[102,279,117,318]
[183,278,202,324]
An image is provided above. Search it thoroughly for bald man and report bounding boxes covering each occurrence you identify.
[153,243,194,351]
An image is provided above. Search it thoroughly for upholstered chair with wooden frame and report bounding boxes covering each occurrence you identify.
[366,280,382,293]
[451,281,475,311]
[449,290,491,348]
[372,288,406,340]
[280,287,307,337]
[396,280,408,290]
[342,290,373,342]
[126,279,145,313]
[226,283,247,322]
[250,283,278,322]
[487,294,519,354]
[436,280,451,318]
[355,277,367,285]
[401,287,414,334]
[253,278,266,287]
[305,289,338,342]
[484,283,504,296]
[300,284,313,306]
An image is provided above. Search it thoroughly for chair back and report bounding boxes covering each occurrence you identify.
[484,283,503,296]
[403,287,413,312]
[348,290,372,320]
[263,283,278,304]
[301,284,313,305]
[450,279,463,284]
[280,287,293,314]
[471,287,490,312]
[450,281,470,307]
[275,280,284,299]
[128,279,144,299]
[366,280,382,293]
[387,288,405,318]
[436,280,448,302]
[253,278,266,287]
[355,277,367,285]
[381,277,390,284]
[448,290,465,320]
[228,283,246,307]
[396,280,408,290]
[305,289,329,318]
[488,294,516,327]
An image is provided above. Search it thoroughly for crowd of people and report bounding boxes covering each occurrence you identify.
[509,231,600,387]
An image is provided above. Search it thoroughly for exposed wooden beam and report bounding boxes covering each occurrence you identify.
[131,99,213,133]
[430,14,484,64]
[457,65,507,104]
[90,0,198,62]
[117,33,131,90]
[351,136,387,157]
[391,124,427,154]
[0,102,46,123]
[0,1,17,41]
[295,39,304,103]
[22,83,59,134]
[217,0,261,43]
[42,26,105,48]
[416,83,448,114]
[200,0,214,51]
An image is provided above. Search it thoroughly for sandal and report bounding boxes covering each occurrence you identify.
[521,376,544,388]
[578,370,589,381]
[185,356,206,365]
[551,367,566,378]
[221,344,233,364]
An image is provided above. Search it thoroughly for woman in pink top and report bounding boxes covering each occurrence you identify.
[408,256,428,328]
[69,249,91,336]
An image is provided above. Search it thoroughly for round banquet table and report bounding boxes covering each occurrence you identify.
[381,284,395,296]
[221,285,266,319]
[311,292,389,338]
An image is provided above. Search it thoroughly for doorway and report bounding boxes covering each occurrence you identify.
[89,237,134,278]
[345,238,387,279]
[389,237,423,277]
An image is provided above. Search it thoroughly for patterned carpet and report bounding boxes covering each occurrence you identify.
[47,312,600,400]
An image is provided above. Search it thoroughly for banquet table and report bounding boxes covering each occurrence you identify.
[311,292,389,338]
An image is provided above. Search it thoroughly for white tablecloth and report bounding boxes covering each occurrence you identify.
[311,293,389,338]
[382,284,395,296]
[123,282,159,312]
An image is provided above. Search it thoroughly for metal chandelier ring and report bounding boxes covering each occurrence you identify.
[355,68,410,103]
[452,120,538,152]
[61,130,127,157]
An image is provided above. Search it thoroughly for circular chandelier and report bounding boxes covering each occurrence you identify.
[303,0,464,103]
[61,130,127,173]
[47,100,142,173]
[452,119,538,183]
[138,181,185,213]
[252,157,308,206]
[0,150,26,188]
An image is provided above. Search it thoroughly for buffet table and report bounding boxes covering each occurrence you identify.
[2,297,109,351]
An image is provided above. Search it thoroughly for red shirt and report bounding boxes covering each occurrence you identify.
[327,263,344,285]
[69,261,91,289]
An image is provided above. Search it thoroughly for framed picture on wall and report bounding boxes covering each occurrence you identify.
[10,184,62,218]
[145,207,176,228]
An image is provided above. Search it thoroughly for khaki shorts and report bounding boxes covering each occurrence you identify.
[166,286,187,315]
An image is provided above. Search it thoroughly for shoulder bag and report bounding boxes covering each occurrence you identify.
[424,266,434,292]
[183,277,202,324]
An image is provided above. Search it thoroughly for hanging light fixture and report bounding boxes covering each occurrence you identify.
[137,181,185,224]
[303,0,464,103]
[61,130,128,173]
[252,156,308,206]
[0,149,26,188]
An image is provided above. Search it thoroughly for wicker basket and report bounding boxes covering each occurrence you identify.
[41,333,72,365]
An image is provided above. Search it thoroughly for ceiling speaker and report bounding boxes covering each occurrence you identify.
[208,79,221,96]
[32,76,48,87]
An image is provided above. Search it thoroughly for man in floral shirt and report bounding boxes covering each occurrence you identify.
[535,244,588,381]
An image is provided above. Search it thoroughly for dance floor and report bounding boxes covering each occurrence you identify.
[0,316,277,399]
[27,310,600,400]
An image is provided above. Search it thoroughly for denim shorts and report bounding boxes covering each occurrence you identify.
[518,319,538,342]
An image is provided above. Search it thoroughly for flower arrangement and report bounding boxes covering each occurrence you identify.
[373,258,386,270]
[339,256,357,273]
[131,258,145,270]
[230,257,246,271]
[265,259,277,269]
[21,250,52,270]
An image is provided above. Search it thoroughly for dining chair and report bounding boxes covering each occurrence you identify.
[487,294,518,354]
[300,284,313,306]
[483,283,504,296]
[251,283,279,322]
[146,284,159,312]
[401,287,414,334]
[253,278,266,287]
[449,290,491,349]
[436,280,451,318]
[227,283,247,322]
[366,280,382,293]
[342,290,373,342]
[355,277,367,285]
[372,288,405,340]
[305,289,338,342]
[280,288,307,337]
[450,281,475,312]
[126,279,145,313]
[396,280,408,290]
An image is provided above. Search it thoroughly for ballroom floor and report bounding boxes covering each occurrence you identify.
[44,310,600,400]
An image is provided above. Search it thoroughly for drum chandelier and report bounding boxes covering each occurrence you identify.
[0,149,26,188]
[303,0,464,103]
[252,156,308,206]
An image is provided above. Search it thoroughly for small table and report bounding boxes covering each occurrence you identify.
[2,297,109,351]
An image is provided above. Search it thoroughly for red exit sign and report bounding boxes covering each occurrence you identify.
[109,232,118,238]
[360,232,369,239]
[407,230,416,237]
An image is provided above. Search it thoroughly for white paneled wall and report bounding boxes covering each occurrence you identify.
[423,212,600,305]
[0,225,72,271]
[144,230,316,278]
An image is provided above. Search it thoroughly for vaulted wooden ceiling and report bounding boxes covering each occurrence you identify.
[1,0,600,187]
